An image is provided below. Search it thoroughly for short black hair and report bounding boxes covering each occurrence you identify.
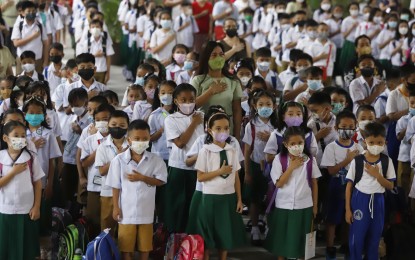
[296,10,307,16]
[66,59,77,69]
[387,67,401,80]
[109,110,130,125]
[101,90,119,104]
[21,1,36,11]
[409,90,415,97]
[308,91,331,106]
[354,34,371,47]
[90,19,103,28]
[399,64,415,79]
[289,49,303,62]
[295,52,313,65]
[137,63,155,75]
[68,88,88,105]
[50,42,64,52]
[356,104,376,117]
[364,122,386,138]
[128,119,150,132]
[76,53,95,65]
[181,1,192,7]
[20,51,35,60]
[127,84,146,99]
[278,13,290,20]
[255,47,271,58]
[89,94,109,104]
[357,54,376,65]
[335,110,357,127]
[305,66,323,77]
[15,75,33,92]
[93,103,115,117]
[305,19,318,27]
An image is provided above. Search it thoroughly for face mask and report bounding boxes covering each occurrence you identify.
[358,120,371,130]
[296,66,309,78]
[350,10,358,17]
[240,76,251,87]
[409,108,415,117]
[25,13,36,21]
[135,76,145,86]
[337,128,355,140]
[281,24,291,31]
[160,19,172,29]
[307,79,322,91]
[1,89,12,99]
[25,114,44,126]
[72,106,85,116]
[296,20,306,27]
[284,116,303,127]
[318,32,329,40]
[145,88,155,99]
[408,82,415,91]
[95,121,108,134]
[257,61,270,72]
[160,94,173,105]
[78,68,95,81]
[388,21,398,28]
[321,3,331,11]
[71,73,80,82]
[174,53,186,64]
[399,27,408,35]
[359,46,372,55]
[208,57,225,71]
[331,102,344,115]
[366,144,384,156]
[287,144,304,157]
[87,114,94,124]
[225,28,238,38]
[296,0,304,3]
[401,14,410,21]
[257,107,273,118]
[212,131,230,143]
[22,63,35,73]
[363,13,370,21]
[183,61,193,71]
[307,31,317,39]
[130,140,149,154]
[9,137,27,150]
[360,67,374,77]
[90,27,102,38]
[50,55,63,64]
[178,103,195,114]
[312,112,320,121]
[245,15,253,23]
[373,16,382,24]
[109,127,127,139]
[333,13,343,19]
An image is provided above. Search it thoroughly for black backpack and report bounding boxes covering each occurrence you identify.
[87,31,108,56]
[19,20,43,37]
[353,153,389,186]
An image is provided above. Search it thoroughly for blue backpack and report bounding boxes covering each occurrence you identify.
[84,229,120,260]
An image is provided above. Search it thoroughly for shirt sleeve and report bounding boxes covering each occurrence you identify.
[241,122,252,145]
[349,80,365,103]
[311,157,322,178]
[149,30,157,48]
[148,114,158,135]
[232,79,243,100]
[164,116,181,141]
[270,154,283,184]
[232,149,241,172]
[31,154,46,182]
[10,22,21,40]
[264,132,279,155]
[194,148,207,172]
[190,76,202,96]
[346,159,356,182]
[186,138,203,157]
[386,158,396,181]
[152,156,168,183]
[106,156,121,189]
[94,145,106,168]
[309,132,319,158]
[385,90,397,115]
[320,143,335,167]
[48,133,62,159]
[80,139,91,160]
[405,118,415,141]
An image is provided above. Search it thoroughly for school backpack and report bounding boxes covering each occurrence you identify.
[87,31,108,56]
[150,223,169,260]
[84,229,121,260]
[265,153,313,214]
[176,235,204,260]
[19,20,43,38]
[165,233,187,260]
[52,207,73,234]
[58,222,89,260]
[353,154,388,186]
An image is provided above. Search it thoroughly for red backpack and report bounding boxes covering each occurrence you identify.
[176,235,204,260]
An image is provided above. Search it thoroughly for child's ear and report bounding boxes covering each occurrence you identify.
[2,135,7,143]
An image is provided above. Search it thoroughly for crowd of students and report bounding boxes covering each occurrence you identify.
[0,0,415,260]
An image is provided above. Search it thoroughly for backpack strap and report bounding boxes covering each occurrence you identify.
[315,122,327,152]
[250,121,255,153]
[179,16,183,27]
[290,76,299,89]
[275,133,283,154]
[20,21,43,38]
[354,154,388,187]
[88,31,108,57]
[43,66,49,80]
[379,153,389,179]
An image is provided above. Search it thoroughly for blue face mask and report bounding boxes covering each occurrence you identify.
[257,107,273,118]
[307,80,322,91]
[183,61,193,71]
[135,77,144,86]
[25,114,45,126]
[88,114,94,124]
[409,108,415,117]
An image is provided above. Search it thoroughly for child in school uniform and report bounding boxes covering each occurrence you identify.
[265,126,321,259]
[388,20,409,69]
[132,85,152,122]
[254,47,284,94]
[195,111,245,260]
[282,52,313,102]
[0,121,45,260]
[165,44,189,82]
[339,2,361,70]
[354,105,376,148]
[321,111,364,259]
[150,11,177,65]
[278,48,302,87]
[123,84,142,121]
[163,83,204,233]
[281,11,307,67]
[176,52,199,85]
[121,63,155,106]
[345,122,396,260]
[106,119,167,260]
[242,90,277,245]
[95,110,129,235]
[269,13,291,73]
[296,19,318,54]
[295,66,324,104]
[19,51,45,81]
[143,75,160,106]
[173,2,199,50]
[354,8,383,58]
[43,43,64,95]
[376,14,399,71]
[330,87,351,115]
[80,104,115,238]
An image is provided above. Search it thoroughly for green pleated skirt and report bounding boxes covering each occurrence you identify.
[339,40,356,70]
[120,34,129,65]
[186,190,203,234]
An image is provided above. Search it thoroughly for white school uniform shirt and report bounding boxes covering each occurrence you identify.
[150,28,177,64]
[269,27,285,65]
[166,63,184,82]
[26,126,62,188]
[95,136,129,197]
[195,143,241,195]
[307,115,338,164]
[19,70,41,81]
[76,34,115,73]
[127,9,138,47]
[346,157,396,194]
[164,111,205,170]
[123,105,134,122]
[321,140,364,171]
[278,67,296,87]
[135,14,149,48]
[48,6,64,33]
[386,85,409,116]
[411,136,415,168]
[0,150,45,214]
[80,131,108,192]
[132,101,152,121]
[376,29,395,60]
[349,76,382,114]
[173,14,199,49]
[0,98,11,115]
[242,117,275,164]
[252,11,271,50]
[387,38,406,67]
[405,117,415,149]
[295,90,314,103]
[64,80,107,107]
[77,122,94,149]
[296,36,315,54]
[63,113,89,164]
[238,19,253,50]
[283,76,304,94]
[264,128,318,158]
[43,63,62,95]
[176,71,194,85]
[254,69,284,91]
[396,114,412,163]
[148,107,171,161]
[313,10,331,23]
[282,26,305,62]
[212,1,239,27]
[47,109,62,137]
[105,150,168,225]
[341,16,360,42]
[326,18,344,49]
[270,154,321,210]
[309,39,337,77]
[403,37,415,54]
[11,19,48,60]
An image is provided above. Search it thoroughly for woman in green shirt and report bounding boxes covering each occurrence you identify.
[191,41,243,140]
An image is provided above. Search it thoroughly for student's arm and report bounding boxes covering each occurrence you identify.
[164,0,183,8]
[244,143,252,184]
[327,150,359,175]
[342,21,358,38]
[357,82,386,106]
[42,39,49,68]
[105,56,111,84]
[397,129,406,141]
[275,159,299,188]
[285,41,297,49]
[345,181,353,224]
[232,99,242,141]
[172,113,203,148]
[151,33,176,54]
[377,114,390,124]
[224,43,245,60]
[150,127,164,142]
[194,9,209,19]
[13,30,41,47]
[177,21,191,32]
[212,9,232,21]
[29,179,42,220]
[364,163,394,190]
[312,178,318,218]
[44,159,55,200]
[197,160,232,182]
[81,150,96,168]
[390,42,403,56]
[112,188,121,221]
[126,169,164,186]
[388,110,409,121]
[265,153,276,164]
[378,37,393,50]
[283,82,308,101]
[76,148,87,188]
[235,171,243,213]
[185,155,198,167]
[0,163,28,187]
[98,163,111,176]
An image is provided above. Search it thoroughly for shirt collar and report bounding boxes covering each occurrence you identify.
[204,143,233,152]
[358,75,379,88]
[122,149,149,164]
[104,135,129,148]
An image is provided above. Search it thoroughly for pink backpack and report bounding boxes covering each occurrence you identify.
[165,233,187,260]
[176,235,204,260]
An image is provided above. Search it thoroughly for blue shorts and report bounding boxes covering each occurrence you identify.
[325,177,346,225]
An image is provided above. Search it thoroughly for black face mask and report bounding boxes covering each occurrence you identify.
[25,13,37,21]
[50,55,62,64]
[109,127,127,139]
[407,82,415,91]
[360,67,374,77]
[225,28,238,38]
[78,68,95,81]
[296,20,306,27]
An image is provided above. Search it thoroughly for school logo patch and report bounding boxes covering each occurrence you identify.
[353,210,363,221]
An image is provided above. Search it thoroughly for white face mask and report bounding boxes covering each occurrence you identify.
[399,27,408,35]
[321,3,331,11]
[9,137,27,150]
[95,121,109,134]
[130,140,149,154]
[178,103,195,115]
[159,94,173,106]
[71,106,85,116]
[22,63,35,72]
[350,10,359,17]
[373,16,383,24]
[240,76,251,87]
[90,27,102,38]
[366,144,384,156]
[358,120,372,131]
[287,144,304,157]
